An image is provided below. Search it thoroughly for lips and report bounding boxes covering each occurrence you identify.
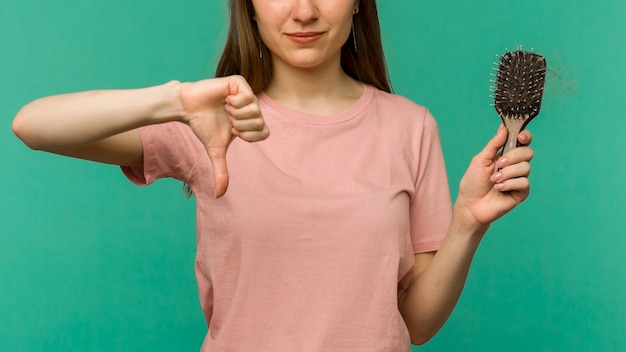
[285,31,325,44]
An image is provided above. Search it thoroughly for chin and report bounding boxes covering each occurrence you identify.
[276,48,338,70]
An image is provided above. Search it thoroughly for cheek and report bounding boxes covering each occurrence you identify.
[331,14,355,45]
[321,3,355,33]
[253,4,287,40]
[255,19,276,51]
[253,1,289,24]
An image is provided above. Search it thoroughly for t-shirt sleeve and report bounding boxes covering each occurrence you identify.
[409,109,453,253]
[121,121,206,186]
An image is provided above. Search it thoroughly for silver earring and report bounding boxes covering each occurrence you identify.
[352,24,358,53]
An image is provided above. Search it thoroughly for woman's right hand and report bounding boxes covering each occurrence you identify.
[12,75,268,198]
[179,75,270,198]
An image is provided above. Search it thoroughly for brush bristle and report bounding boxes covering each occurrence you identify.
[493,50,547,118]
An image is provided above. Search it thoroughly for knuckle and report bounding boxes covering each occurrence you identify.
[524,162,532,174]
[249,105,262,117]
[241,132,263,143]
[252,119,265,130]
[470,154,482,165]
[516,177,530,190]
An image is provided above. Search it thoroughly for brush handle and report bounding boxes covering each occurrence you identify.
[501,117,528,156]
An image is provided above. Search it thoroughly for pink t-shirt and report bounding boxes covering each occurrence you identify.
[122,85,452,351]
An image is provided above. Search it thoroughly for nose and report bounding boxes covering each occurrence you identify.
[291,0,319,24]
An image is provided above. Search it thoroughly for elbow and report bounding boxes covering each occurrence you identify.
[400,304,441,346]
[401,311,439,346]
[410,332,434,346]
[12,107,44,150]
[405,322,440,346]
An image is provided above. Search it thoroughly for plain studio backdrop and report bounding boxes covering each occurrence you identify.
[1,1,624,351]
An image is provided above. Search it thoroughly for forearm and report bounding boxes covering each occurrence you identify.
[12,81,184,151]
[398,123,534,344]
[399,211,488,345]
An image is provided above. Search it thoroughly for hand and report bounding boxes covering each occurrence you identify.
[454,125,534,230]
[179,75,270,197]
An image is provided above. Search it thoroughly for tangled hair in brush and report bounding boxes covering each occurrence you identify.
[492,50,547,119]
[491,49,547,155]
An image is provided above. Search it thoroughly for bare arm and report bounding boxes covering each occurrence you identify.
[12,81,184,166]
[12,76,270,196]
[399,221,484,345]
[399,126,534,344]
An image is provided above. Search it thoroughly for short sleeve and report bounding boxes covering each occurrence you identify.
[409,110,453,253]
[121,121,205,186]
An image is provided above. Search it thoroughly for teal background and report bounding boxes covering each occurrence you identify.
[1,1,624,351]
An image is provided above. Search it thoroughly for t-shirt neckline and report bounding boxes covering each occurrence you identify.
[257,84,374,125]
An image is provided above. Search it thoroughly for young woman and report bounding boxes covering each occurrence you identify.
[12,0,534,351]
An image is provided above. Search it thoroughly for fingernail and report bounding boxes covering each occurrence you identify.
[494,183,505,191]
[496,157,508,168]
[519,133,528,142]
[490,172,502,182]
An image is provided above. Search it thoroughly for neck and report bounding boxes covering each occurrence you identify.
[264,55,363,115]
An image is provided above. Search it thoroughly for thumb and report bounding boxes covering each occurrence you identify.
[479,124,508,161]
[207,146,229,198]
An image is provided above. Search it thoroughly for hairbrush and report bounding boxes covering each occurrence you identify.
[491,49,547,155]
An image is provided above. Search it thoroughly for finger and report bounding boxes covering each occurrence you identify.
[226,92,256,109]
[476,124,508,163]
[493,176,530,194]
[518,130,533,146]
[225,100,262,121]
[230,116,266,132]
[498,146,534,167]
[237,126,271,142]
[206,146,229,198]
[226,75,255,106]
[491,161,531,183]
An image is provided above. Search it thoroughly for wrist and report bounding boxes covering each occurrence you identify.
[450,203,490,241]
[148,80,187,124]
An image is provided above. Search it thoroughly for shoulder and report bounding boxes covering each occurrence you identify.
[366,85,438,130]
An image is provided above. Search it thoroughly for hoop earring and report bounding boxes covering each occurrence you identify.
[352,23,358,53]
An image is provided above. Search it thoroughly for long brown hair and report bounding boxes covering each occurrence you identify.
[215,0,392,93]
[186,1,392,197]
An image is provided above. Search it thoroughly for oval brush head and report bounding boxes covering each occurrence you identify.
[492,49,547,155]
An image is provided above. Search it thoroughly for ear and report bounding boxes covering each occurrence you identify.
[353,0,360,14]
